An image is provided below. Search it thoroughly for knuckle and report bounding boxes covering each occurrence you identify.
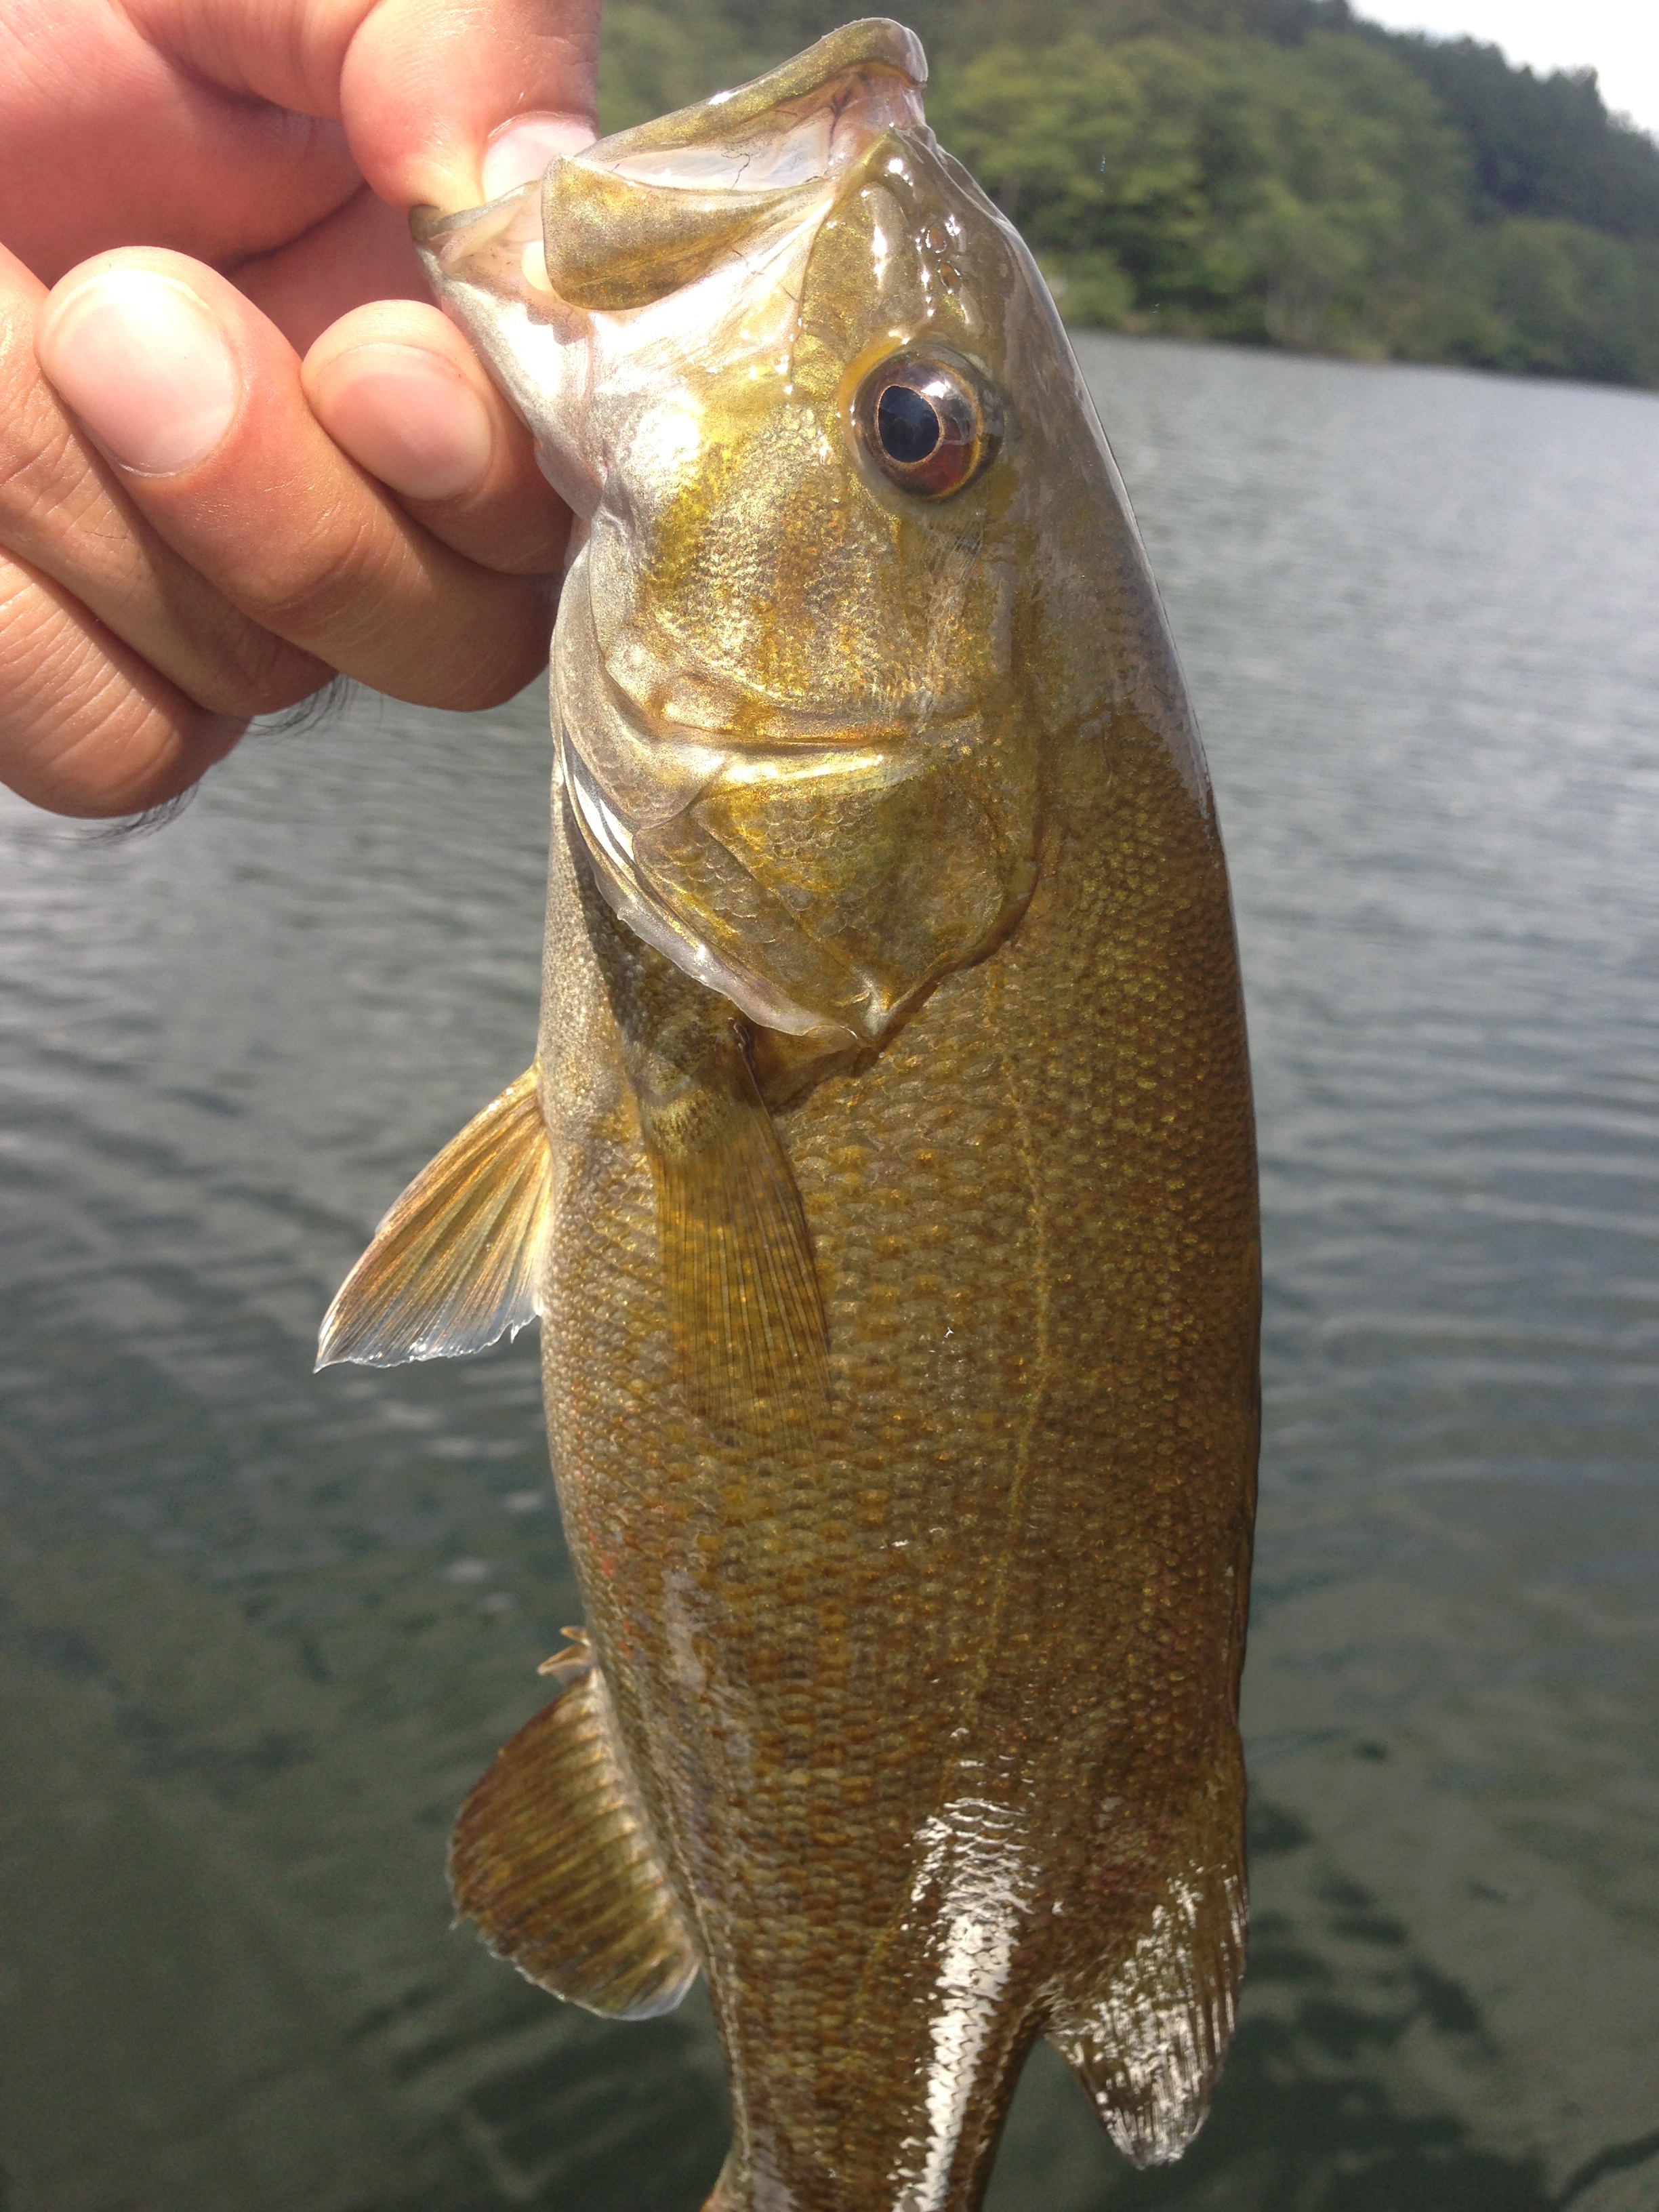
[0,383,95,544]
[415,594,554,710]
[0,297,110,546]
[189,613,331,720]
[241,504,394,649]
[0,575,168,817]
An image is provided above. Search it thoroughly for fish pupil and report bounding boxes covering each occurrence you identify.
[876,384,941,465]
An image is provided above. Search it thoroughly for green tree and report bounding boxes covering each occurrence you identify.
[931,31,1467,350]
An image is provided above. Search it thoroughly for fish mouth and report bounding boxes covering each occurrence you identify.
[537,21,928,313]
[573,18,926,194]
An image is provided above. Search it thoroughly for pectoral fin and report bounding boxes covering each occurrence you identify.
[450,1632,699,2020]
[316,1066,551,1370]
[573,812,830,1443]
[633,1004,829,1444]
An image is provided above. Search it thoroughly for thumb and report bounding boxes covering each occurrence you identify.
[129,0,598,216]
[341,0,599,211]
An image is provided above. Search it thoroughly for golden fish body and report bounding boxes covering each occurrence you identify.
[321,22,1258,2209]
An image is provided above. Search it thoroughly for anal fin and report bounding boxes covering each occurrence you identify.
[1047,1828,1247,2167]
[449,1631,699,2020]
[316,1065,550,1369]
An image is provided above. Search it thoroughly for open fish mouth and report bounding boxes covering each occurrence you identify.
[577,39,924,195]
[535,18,928,315]
[415,19,929,325]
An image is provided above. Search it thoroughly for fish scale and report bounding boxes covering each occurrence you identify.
[319,19,1258,2208]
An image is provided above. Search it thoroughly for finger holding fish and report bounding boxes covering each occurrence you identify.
[4,0,600,289]
[9,245,565,815]
[34,249,556,716]
[0,239,320,815]
[302,298,572,573]
[0,0,599,816]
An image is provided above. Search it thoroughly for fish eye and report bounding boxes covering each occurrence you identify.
[878,384,942,464]
[853,348,1002,499]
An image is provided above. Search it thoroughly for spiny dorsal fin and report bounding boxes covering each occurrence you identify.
[449,1631,699,2021]
[634,1009,829,1446]
[316,1065,550,1370]
[1046,1832,1247,2167]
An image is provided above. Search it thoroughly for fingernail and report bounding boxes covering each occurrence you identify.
[482,112,598,199]
[39,271,240,476]
[314,343,493,502]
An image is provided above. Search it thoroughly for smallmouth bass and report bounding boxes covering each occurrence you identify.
[319,20,1259,2208]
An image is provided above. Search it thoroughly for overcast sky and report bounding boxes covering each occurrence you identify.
[1355,2,1659,138]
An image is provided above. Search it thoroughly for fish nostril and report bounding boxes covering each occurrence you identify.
[877,384,942,464]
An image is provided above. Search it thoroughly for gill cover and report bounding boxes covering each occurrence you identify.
[413,18,1042,1048]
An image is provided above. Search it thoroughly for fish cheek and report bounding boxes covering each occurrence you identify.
[614,395,946,720]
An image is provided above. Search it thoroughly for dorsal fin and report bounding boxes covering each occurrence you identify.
[316,1065,551,1370]
[450,1632,699,2020]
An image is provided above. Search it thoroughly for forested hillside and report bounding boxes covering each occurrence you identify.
[596,0,1659,386]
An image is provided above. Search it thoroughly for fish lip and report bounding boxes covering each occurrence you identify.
[568,20,926,181]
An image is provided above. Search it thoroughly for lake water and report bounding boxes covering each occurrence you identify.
[1,333,1655,2212]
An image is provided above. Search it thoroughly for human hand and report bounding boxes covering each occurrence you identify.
[3,0,598,817]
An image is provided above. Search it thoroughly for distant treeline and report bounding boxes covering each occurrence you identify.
[597,0,1659,387]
